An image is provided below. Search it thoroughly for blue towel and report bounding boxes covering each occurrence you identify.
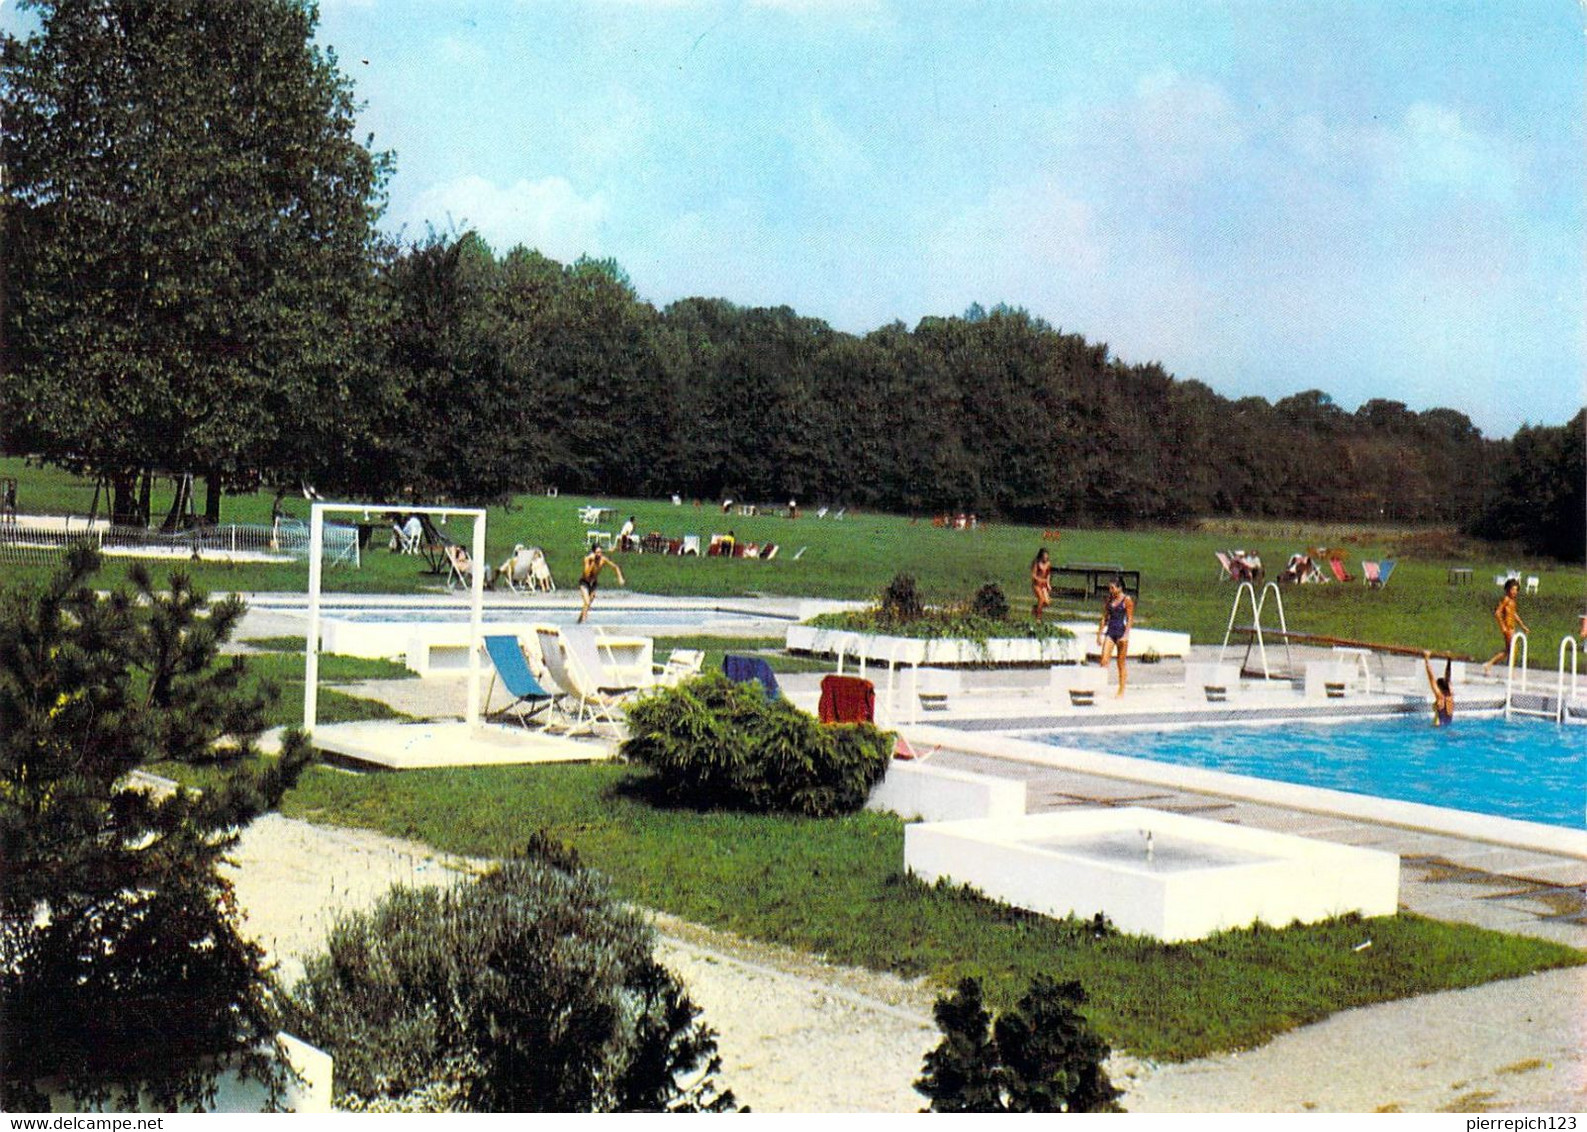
[722,654,781,700]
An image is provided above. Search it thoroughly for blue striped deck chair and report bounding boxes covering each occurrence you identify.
[722,654,781,700]
[483,635,559,728]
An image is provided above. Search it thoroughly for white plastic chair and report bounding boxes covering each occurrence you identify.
[535,627,634,736]
[1526,576,1540,595]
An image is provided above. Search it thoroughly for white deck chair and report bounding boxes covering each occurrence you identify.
[536,627,633,736]
[682,534,701,556]
[444,543,482,591]
[529,548,556,591]
[653,648,705,687]
[497,544,534,592]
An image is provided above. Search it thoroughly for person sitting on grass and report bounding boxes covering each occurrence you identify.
[577,543,624,623]
[1423,651,1454,727]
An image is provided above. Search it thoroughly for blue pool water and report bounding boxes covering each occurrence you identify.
[1040,716,1586,830]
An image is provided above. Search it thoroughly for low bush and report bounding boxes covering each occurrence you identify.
[969,581,1010,620]
[621,671,892,817]
[879,571,925,622]
[916,976,1122,1113]
[282,837,735,1113]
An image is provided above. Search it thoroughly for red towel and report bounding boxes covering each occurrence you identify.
[819,674,875,724]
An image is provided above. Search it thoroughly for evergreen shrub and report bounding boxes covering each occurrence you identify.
[283,837,734,1113]
[915,976,1123,1113]
[621,671,892,816]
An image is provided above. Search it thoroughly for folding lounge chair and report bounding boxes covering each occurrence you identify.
[482,635,559,728]
[722,654,781,700]
[444,543,486,591]
[818,674,875,724]
[653,648,705,686]
[498,545,534,592]
[536,627,634,736]
[1214,551,1235,582]
[529,548,556,591]
[1364,560,1396,589]
[1328,557,1353,584]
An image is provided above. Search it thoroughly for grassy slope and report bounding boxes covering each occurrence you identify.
[280,760,1583,1062]
[6,457,1582,663]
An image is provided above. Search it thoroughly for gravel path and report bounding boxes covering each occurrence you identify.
[226,814,1585,1113]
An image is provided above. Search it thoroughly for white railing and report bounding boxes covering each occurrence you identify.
[1556,636,1579,724]
[1503,631,1549,720]
[0,520,360,567]
[1218,581,1292,681]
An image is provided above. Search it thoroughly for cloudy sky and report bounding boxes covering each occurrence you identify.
[8,0,1583,437]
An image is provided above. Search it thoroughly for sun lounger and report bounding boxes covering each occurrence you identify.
[653,648,705,687]
[482,635,560,728]
[536,626,635,736]
[1363,560,1396,589]
[1327,557,1353,584]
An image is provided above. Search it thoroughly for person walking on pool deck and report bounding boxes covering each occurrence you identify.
[577,543,624,623]
[1030,547,1053,621]
[1482,578,1530,676]
[1097,577,1134,697]
[1423,651,1454,727]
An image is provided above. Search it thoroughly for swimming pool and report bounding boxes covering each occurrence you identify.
[1037,716,1585,830]
[322,606,776,628]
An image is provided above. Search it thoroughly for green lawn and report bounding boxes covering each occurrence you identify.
[16,459,1584,1062]
[278,760,1583,1063]
[5,457,1582,665]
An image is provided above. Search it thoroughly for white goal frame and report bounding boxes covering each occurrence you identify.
[304,502,488,732]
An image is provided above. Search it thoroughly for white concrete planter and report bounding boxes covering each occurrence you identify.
[785,624,1082,666]
[867,760,1027,823]
[905,807,1400,943]
[44,1032,332,1114]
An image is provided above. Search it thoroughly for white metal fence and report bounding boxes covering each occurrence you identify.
[0,519,360,568]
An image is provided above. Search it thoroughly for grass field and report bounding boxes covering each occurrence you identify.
[19,456,1586,1063]
[272,759,1583,1063]
[5,457,1582,664]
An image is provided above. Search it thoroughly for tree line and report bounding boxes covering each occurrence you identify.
[3,0,1581,558]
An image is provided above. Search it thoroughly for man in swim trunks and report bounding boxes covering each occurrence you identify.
[1482,578,1529,676]
[577,543,624,623]
[1096,577,1134,697]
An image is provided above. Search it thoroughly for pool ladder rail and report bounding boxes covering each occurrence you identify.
[1502,631,1582,723]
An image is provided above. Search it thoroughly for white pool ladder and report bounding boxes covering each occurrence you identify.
[1555,636,1580,724]
[1502,632,1551,720]
[1218,581,1293,681]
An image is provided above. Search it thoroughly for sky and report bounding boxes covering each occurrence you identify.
[7,0,1585,438]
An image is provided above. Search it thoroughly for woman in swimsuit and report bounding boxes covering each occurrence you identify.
[1030,547,1053,621]
[1482,578,1529,676]
[577,543,625,623]
[1423,651,1454,727]
[1096,578,1134,697]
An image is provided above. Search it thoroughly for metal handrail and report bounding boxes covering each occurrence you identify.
[1556,636,1579,724]
[1503,631,1529,720]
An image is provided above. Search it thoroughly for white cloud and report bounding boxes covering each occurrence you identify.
[400,175,607,261]
[1123,68,1247,184]
[1393,101,1519,199]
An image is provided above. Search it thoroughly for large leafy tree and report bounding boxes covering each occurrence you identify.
[0,547,312,1109]
[1,0,391,523]
[1470,409,1585,562]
